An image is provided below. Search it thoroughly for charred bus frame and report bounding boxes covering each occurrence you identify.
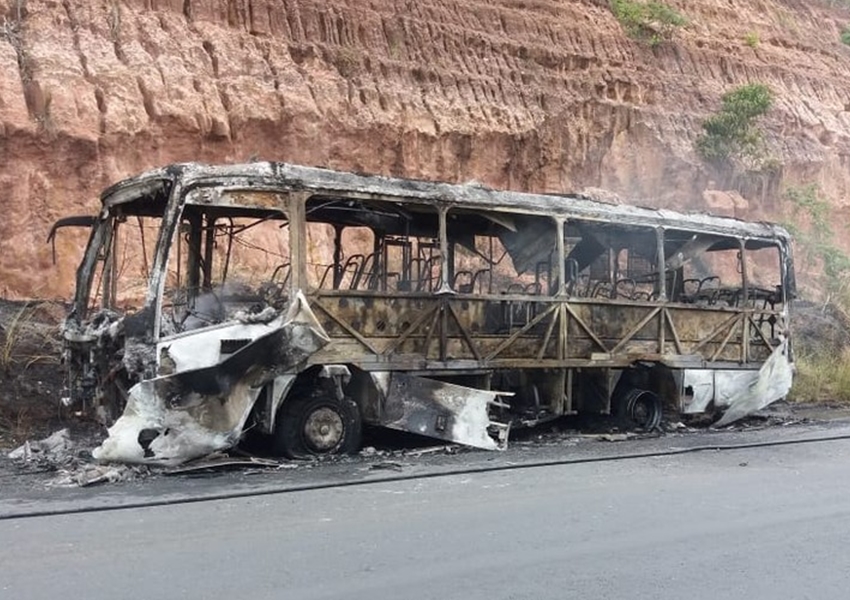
[59,163,795,464]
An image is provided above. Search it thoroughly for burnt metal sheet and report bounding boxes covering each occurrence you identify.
[92,292,330,465]
[381,372,509,450]
[713,338,793,426]
[101,162,793,245]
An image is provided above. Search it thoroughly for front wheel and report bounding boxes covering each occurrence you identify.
[273,393,362,459]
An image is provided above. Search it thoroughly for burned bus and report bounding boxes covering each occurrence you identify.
[56,163,795,464]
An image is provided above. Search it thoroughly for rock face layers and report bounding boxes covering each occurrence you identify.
[1,0,849,298]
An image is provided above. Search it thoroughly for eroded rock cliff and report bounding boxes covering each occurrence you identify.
[1,0,849,298]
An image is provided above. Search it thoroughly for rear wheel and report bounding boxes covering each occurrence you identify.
[614,388,662,431]
[273,392,362,459]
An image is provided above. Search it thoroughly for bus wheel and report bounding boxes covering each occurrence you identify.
[616,389,662,431]
[274,392,362,459]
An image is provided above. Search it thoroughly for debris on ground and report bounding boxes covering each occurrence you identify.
[404,445,459,457]
[0,401,839,491]
[7,429,74,467]
[164,454,284,475]
[50,464,150,488]
[6,427,151,487]
[369,461,405,472]
[596,433,636,442]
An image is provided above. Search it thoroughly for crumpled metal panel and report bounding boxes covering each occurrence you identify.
[158,309,286,374]
[92,292,329,465]
[381,372,509,450]
[682,339,793,426]
[714,339,793,427]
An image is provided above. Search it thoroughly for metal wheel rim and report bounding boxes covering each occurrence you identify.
[302,406,345,453]
[631,401,650,424]
[627,391,661,430]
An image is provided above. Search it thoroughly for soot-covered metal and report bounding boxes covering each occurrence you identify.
[55,163,795,464]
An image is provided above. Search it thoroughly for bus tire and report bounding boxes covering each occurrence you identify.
[273,392,362,459]
[614,388,662,431]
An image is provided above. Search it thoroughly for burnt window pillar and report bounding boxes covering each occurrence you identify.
[186,212,203,296]
[740,237,748,302]
[289,193,309,290]
[556,219,566,296]
[438,206,452,293]
[656,227,666,301]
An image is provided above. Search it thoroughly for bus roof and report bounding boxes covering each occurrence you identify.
[101,162,792,242]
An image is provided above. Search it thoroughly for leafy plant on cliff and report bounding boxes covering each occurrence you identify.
[609,0,688,46]
[696,83,774,167]
[841,25,850,45]
[784,184,850,288]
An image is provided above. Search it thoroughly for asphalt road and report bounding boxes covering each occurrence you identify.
[2,438,850,600]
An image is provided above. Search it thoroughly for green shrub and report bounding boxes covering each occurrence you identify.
[744,31,759,48]
[610,0,688,46]
[841,25,850,45]
[696,83,773,164]
[784,184,850,286]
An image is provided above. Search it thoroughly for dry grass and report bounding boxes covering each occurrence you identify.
[789,347,850,404]
[1,303,34,373]
[1,303,59,373]
[790,286,850,404]
[0,405,35,446]
[0,300,64,446]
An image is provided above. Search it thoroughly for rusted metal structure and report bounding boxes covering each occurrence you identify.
[57,163,795,464]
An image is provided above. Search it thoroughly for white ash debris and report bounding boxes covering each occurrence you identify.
[234,305,278,324]
[7,429,74,465]
[49,464,150,488]
[122,337,156,378]
[63,309,123,343]
[7,428,152,487]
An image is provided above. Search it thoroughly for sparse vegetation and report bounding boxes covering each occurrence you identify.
[0,300,64,445]
[1,304,33,374]
[695,83,773,167]
[790,347,850,403]
[0,302,58,375]
[789,291,850,404]
[784,184,850,292]
[841,25,850,45]
[609,0,688,46]
[0,404,35,446]
[773,7,798,33]
[744,31,759,48]
[783,184,850,404]
[1,2,32,83]
[333,46,361,78]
